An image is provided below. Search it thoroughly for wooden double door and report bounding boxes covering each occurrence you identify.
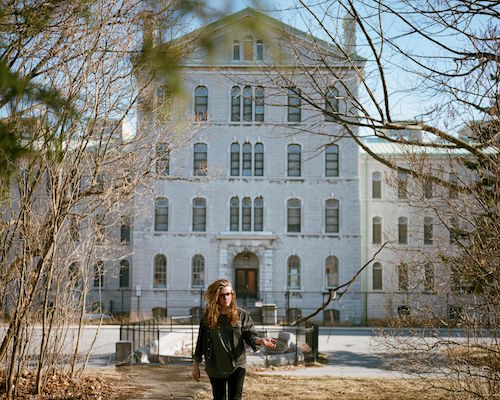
[233,252,259,302]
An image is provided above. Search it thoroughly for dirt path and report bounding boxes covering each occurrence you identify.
[99,365,454,400]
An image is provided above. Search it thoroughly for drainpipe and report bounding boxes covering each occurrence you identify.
[361,155,368,326]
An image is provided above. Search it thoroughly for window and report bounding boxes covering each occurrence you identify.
[398,217,408,245]
[154,198,169,231]
[287,144,301,177]
[254,196,263,231]
[233,40,240,61]
[325,144,339,177]
[450,265,460,292]
[287,88,301,122]
[424,217,433,245]
[325,256,339,288]
[69,262,79,288]
[372,172,382,199]
[230,196,239,231]
[424,177,433,198]
[256,40,264,60]
[325,199,339,233]
[398,263,408,291]
[120,216,131,244]
[449,217,459,244]
[242,197,251,231]
[254,143,264,176]
[449,173,458,199]
[243,35,253,60]
[243,86,252,122]
[119,260,130,288]
[156,142,169,175]
[287,199,301,233]
[287,256,300,290]
[231,86,241,121]
[325,86,339,121]
[191,254,205,288]
[242,143,252,176]
[230,142,240,176]
[95,214,105,243]
[372,216,382,244]
[397,171,407,199]
[193,143,207,176]
[372,262,382,290]
[70,215,80,242]
[192,198,206,232]
[194,86,208,120]
[153,254,167,288]
[424,263,434,292]
[255,86,264,122]
[94,261,104,288]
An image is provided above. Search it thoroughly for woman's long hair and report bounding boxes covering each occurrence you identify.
[204,279,238,329]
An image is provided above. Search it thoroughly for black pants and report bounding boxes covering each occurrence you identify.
[209,367,246,400]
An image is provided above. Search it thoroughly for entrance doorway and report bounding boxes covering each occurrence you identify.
[233,252,259,302]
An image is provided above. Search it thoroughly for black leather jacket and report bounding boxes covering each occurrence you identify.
[193,308,258,369]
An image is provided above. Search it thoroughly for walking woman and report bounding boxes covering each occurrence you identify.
[192,279,276,399]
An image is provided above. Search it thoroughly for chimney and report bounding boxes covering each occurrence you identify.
[342,14,356,53]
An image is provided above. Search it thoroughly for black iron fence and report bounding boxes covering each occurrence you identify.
[119,319,159,355]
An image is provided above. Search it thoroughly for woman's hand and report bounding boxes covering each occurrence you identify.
[257,337,277,349]
[192,361,201,382]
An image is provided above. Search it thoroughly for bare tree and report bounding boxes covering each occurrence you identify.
[0,0,209,397]
[249,1,499,397]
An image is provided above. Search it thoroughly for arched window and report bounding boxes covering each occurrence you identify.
[155,198,169,231]
[372,216,382,244]
[243,35,253,60]
[192,198,206,232]
[398,217,408,244]
[256,40,264,60]
[242,142,252,176]
[325,199,339,233]
[230,196,239,231]
[193,143,207,176]
[69,262,79,288]
[398,263,408,291]
[325,144,339,177]
[242,197,252,231]
[372,262,382,290]
[398,171,407,199]
[255,86,264,122]
[424,263,434,292]
[120,216,131,245]
[192,254,205,288]
[156,142,170,175]
[424,217,433,245]
[325,256,339,288]
[254,143,264,176]
[119,259,130,288]
[287,88,301,122]
[287,256,301,290]
[243,86,252,122]
[153,254,167,288]
[372,171,382,199]
[194,86,208,120]
[254,196,263,231]
[230,142,240,176]
[93,260,104,288]
[287,144,301,177]
[233,40,240,61]
[231,86,241,122]
[325,86,339,121]
[287,198,301,232]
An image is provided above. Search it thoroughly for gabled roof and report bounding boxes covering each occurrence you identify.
[175,7,358,60]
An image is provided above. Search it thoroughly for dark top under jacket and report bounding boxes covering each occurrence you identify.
[193,308,258,378]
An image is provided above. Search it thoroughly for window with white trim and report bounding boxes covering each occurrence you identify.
[287,198,301,233]
[372,262,382,290]
[191,254,205,288]
[154,198,169,231]
[287,255,301,290]
[325,256,339,288]
[287,144,301,177]
[325,144,339,177]
[325,199,339,233]
[192,198,206,232]
[153,254,167,288]
[194,86,208,120]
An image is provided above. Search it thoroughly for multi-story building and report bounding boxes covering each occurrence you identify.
[117,8,363,323]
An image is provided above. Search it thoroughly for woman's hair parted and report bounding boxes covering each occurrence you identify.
[204,279,238,328]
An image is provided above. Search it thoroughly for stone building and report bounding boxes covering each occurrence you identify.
[115,8,363,323]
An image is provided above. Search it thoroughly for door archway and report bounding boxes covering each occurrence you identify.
[233,252,259,302]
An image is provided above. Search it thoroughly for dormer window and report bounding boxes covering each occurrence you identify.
[256,40,264,60]
[243,35,253,60]
[233,40,240,61]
